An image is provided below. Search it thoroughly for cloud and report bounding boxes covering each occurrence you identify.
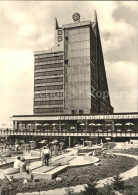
[0,49,34,126]
[101,2,137,64]
[105,61,137,112]
[114,1,138,24]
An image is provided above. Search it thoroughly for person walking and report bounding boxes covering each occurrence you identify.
[43,146,50,166]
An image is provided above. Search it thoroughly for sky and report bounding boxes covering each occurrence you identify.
[0,1,137,127]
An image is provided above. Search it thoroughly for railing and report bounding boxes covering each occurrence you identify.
[0,129,137,137]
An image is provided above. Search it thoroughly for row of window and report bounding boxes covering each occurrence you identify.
[34,105,63,108]
[34,100,63,105]
[35,56,63,63]
[35,70,63,77]
[35,60,63,66]
[34,85,63,91]
[35,67,63,73]
[35,63,63,70]
[34,52,63,59]
[35,74,63,80]
[34,107,63,113]
[34,77,63,84]
[35,82,63,87]
[34,91,63,98]
[34,97,63,101]
[34,89,63,94]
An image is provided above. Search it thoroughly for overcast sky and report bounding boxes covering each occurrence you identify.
[0,1,137,127]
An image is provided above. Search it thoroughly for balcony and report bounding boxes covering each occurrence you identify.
[0,128,137,137]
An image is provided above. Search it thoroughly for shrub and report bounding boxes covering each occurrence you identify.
[101,182,115,195]
[81,177,98,195]
[112,172,124,190]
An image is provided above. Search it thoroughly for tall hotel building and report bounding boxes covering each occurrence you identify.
[8,12,138,145]
[34,12,113,115]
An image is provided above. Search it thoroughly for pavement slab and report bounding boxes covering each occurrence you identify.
[32,165,56,174]
[16,152,138,195]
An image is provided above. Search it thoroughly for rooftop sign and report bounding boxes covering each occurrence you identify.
[11,114,138,121]
[58,114,138,120]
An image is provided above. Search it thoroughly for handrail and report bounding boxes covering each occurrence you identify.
[0,129,137,137]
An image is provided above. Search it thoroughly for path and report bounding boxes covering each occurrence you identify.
[16,152,138,195]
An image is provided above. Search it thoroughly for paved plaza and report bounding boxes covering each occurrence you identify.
[0,142,137,195]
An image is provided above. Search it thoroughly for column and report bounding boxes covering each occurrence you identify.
[86,119,88,133]
[14,121,17,129]
[59,121,61,134]
[69,136,71,147]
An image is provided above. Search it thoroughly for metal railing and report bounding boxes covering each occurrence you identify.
[0,129,137,137]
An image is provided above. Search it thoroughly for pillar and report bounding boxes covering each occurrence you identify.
[69,136,71,147]
[86,119,88,131]
[59,121,61,133]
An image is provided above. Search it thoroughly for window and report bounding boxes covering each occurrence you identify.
[79,110,83,114]
[65,36,69,42]
[65,60,68,64]
[58,36,63,42]
[71,110,75,114]
[58,30,62,35]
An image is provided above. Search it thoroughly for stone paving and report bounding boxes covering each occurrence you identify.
[16,152,138,195]
[1,144,138,195]
[0,152,40,179]
[29,148,99,180]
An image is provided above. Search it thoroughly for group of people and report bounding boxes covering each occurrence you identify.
[13,156,29,173]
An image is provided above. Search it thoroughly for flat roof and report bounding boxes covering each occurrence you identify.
[62,20,92,29]
[11,112,138,121]
[12,112,138,118]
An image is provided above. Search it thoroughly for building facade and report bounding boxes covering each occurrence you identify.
[1,12,137,146]
[34,12,113,115]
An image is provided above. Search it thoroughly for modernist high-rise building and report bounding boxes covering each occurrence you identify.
[34,12,113,116]
[8,12,137,146]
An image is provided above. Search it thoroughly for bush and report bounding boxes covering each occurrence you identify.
[100,183,115,195]
[81,177,98,195]
[112,172,124,190]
